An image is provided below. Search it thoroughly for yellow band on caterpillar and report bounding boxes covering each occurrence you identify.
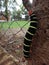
[24,37,32,41]
[23,49,29,52]
[23,43,30,47]
[30,14,36,16]
[31,21,38,23]
[24,55,29,57]
[30,17,37,20]
[29,26,37,29]
[27,31,34,36]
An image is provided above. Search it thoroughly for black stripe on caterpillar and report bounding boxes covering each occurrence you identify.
[23,13,38,58]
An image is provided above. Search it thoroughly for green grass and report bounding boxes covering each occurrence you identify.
[0,21,30,30]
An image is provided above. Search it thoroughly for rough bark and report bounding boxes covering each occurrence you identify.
[22,0,49,65]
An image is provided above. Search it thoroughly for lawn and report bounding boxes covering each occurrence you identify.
[0,21,30,29]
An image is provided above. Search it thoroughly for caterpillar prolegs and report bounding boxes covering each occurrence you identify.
[23,13,38,58]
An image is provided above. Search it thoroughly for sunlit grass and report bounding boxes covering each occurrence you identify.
[0,21,30,30]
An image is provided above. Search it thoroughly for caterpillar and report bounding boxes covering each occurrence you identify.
[23,13,38,58]
[0,45,18,65]
[22,0,38,58]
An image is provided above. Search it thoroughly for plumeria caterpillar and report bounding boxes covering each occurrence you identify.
[23,13,38,58]
[22,0,38,58]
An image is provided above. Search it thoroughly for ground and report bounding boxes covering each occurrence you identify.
[0,27,28,65]
[0,21,49,65]
[0,21,29,60]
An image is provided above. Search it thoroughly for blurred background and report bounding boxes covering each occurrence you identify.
[0,0,32,62]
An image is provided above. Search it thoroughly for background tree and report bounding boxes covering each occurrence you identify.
[0,0,29,21]
[0,0,2,9]
[4,0,9,21]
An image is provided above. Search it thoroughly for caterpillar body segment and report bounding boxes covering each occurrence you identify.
[24,39,32,47]
[23,13,38,58]
[24,36,32,41]
[23,45,30,58]
[28,27,37,35]
[27,31,34,36]
[25,32,33,40]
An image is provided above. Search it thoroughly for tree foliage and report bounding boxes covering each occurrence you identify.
[0,0,29,21]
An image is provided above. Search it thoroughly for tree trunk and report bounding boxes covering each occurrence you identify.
[22,0,49,65]
[30,28,49,65]
[30,0,49,64]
